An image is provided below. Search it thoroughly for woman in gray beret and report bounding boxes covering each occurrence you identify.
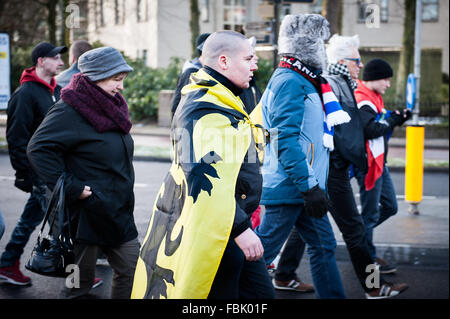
[27,47,139,299]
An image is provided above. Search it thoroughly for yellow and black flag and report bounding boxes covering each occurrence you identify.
[131,69,265,299]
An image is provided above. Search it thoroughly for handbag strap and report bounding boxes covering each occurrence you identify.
[37,173,66,240]
[57,175,73,246]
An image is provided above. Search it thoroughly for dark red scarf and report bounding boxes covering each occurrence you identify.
[61,73,132,134]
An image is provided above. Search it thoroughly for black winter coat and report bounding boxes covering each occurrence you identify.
[7,81,61,178]
[326,74,368,172]
[27,101,138,246]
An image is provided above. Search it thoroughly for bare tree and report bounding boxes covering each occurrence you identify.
[38,0,59,44]
[395,0,416,101]
[0,0,47,47]
[322,0,343,36]
[190,0,200,59]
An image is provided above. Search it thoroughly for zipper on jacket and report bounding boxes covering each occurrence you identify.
[306,143,314,166]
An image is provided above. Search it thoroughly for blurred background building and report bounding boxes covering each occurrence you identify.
[77,0,448,74]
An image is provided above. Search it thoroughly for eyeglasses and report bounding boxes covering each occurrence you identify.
[344,58,363,66]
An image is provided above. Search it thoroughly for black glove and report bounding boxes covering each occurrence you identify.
[301,185,331,219]
[400,109,412,125]
[14,171,33,193]
[387,111,404,127]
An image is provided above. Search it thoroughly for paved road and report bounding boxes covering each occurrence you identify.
[0,156,448,299]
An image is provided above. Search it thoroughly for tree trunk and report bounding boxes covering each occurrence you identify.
[322,0,342,36]
[190,0,200,59]
[44,0,58,44]
[396,0,416,101]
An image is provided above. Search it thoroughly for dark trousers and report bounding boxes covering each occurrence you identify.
[327,164,384,292]
[208,238,275,299]
[64,238,140,299]
[0,183,47,267]
[274,227,305,282]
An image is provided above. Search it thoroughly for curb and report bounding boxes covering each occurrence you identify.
[388,165,449,173]
[0,148,447,172]
[335,243,449,268]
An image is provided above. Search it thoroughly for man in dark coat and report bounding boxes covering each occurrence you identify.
[326,35,408,299]
[0,42,66,286]
[171,33,210,117]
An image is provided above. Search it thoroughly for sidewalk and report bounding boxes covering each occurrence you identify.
[130,123,449,171]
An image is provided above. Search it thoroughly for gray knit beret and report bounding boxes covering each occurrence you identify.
[78,46,133,81]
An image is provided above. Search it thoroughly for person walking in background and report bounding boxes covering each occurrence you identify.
[27,47,139,299]
[0,42,67,286]
[171,33,210,117]
[131,31,274,299]
[325,35,408,298]
[271,227,314,293]
[354,58,411,275]
[56,40,93,88]
[254,14,349,299]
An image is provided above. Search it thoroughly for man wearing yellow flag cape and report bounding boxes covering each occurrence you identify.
[131,31,274,299]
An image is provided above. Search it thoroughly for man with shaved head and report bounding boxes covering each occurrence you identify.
[56,40,92,87]
[131,30,274,299]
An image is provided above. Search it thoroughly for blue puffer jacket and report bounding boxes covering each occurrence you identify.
[260,67,329,205]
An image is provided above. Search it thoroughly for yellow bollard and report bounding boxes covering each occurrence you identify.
[405,125,425,214]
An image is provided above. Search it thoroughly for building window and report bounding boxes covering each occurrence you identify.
[281,3,291,19]
[311,0,323,15]
[357,0,369,23]
[142,49,147,65]
[422,0,438,22]
[357,0,388,24]
[98,0,105,27]
[137,0,148,22]
[223,0,247,33]
[200,0,209,22]
[137,0,141,22]
[380,0,388,23]
[115,0,120,25]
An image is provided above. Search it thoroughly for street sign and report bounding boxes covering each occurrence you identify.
[406,73,416,110]
[0,33,10,110]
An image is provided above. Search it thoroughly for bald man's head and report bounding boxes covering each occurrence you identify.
[201,31,257,89]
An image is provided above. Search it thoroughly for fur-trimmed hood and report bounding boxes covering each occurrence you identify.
[278,14,330,71]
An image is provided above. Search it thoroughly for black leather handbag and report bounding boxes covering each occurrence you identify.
[26,173,75,277]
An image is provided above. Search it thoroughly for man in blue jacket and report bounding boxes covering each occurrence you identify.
[255,14,347,299]
[56,40,92,88]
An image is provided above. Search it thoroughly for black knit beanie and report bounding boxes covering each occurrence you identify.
[363,58,393,81]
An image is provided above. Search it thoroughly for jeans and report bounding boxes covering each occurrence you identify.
[208,238,275,299]
[0,210,5,241]
[355,166,398,261]
[0,183,47,267]
[328,164,384,292]
[274,227,305,282]
[255,204,346,299]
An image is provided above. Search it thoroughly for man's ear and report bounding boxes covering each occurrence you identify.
[36,57,45,68]
[218,54,228,70]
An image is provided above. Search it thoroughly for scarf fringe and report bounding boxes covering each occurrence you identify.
[323,133,334,151]
[325,109,351,130]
